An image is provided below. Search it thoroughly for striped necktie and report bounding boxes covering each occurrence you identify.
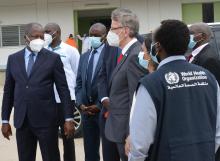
[27,53,35,77]
[117,53,123,64]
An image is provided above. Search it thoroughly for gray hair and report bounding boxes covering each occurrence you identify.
[111,8,139,38]
[25,23,43,35]
[189,22,213,41]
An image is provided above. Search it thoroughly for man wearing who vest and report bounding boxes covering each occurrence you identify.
[105,8,147,161]
[129,20,220,161]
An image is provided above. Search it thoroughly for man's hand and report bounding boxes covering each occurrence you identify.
[80,104,95,115]
[80,104,87,112]
[1,123,12,140]
[87,105,100,114]
[64,121,75,139]
[125,135,131,156]
[102,98,110,109]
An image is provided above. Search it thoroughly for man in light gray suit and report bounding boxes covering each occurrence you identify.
[104,8,147,161]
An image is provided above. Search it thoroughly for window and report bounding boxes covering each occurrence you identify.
[202,3,214,23]
[182,2,219,24]
[214,30,220,51]
[0,25,26,47]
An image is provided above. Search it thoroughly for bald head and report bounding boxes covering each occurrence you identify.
[89,23,106,37]
[44,23,61,33]
[44,23,61,45]
[189,23,213,41]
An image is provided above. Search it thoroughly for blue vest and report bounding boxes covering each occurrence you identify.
[140,60,217,161]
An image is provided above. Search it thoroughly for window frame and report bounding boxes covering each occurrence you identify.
[0,24,26,47]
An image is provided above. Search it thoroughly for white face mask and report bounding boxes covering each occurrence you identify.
[27,37,45,52]
[106,31,120,47]
[44,33,53,47]
[44,31,56,47]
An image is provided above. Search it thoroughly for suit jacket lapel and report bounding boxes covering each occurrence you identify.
[92,46,105,83]
[109,42,138,86]
[28,49,46,79]
[192,44,210,64]
[17,49,28,80]
[108,53,129,88]
[83,51,91,84]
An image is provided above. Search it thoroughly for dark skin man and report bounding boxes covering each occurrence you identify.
[79,23,107,115]
[2,24,74,140]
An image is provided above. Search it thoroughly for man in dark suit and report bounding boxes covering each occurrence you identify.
[98,44,121,161]
[189,22,220,161]
[1,23,75,161]
[105,8,147,161]
[188,22,220,84]
[75,23,106,161]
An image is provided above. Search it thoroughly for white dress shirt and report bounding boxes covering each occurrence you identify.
[189,43,208,63]
[101,38,138,103]
[87,44,105,81]
[129,56,220,161]
[47,42,80,103]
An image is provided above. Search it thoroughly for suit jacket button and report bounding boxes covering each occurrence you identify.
[26,85,29,88]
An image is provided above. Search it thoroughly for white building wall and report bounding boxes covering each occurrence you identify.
[48,2,74,40]
[0,0,219,67]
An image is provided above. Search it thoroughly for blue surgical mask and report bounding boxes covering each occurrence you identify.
[89,37,102,49]
[188,35,197,49]
[138,52,149,69]
[150,43,159,64]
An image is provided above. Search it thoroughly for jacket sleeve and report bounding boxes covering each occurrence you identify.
[202,58,220,85]
[53,55,74,119]
[75,55,84,107]
[1,55,15,121]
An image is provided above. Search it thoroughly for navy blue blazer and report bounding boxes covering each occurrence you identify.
[1,48,73,128]
[97,44,121,114]
[75,45,106,108]
[98,45,121,100]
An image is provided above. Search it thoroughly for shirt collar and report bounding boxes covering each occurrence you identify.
[192,43,209,57]
[91,43,105,54]
[25,48,38,58]
[122,38,137,55]
[157,55,186,69]
[49,41,63,51]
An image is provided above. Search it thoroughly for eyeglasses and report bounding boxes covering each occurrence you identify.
[110,26,124,31]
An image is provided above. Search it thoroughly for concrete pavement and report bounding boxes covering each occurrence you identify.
[0,87,103,161]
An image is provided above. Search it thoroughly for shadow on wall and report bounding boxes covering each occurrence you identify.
[0,71,5,86]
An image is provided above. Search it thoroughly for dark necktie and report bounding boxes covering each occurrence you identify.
[27,53,35,77]
[86,50,97,102]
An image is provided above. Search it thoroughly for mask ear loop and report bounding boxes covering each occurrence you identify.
[25,35,31,41]
[51,31,57,40]
[153,42,161,62]
[117,27,125,38]
[193,33,204,43]
[25,35,31,46]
